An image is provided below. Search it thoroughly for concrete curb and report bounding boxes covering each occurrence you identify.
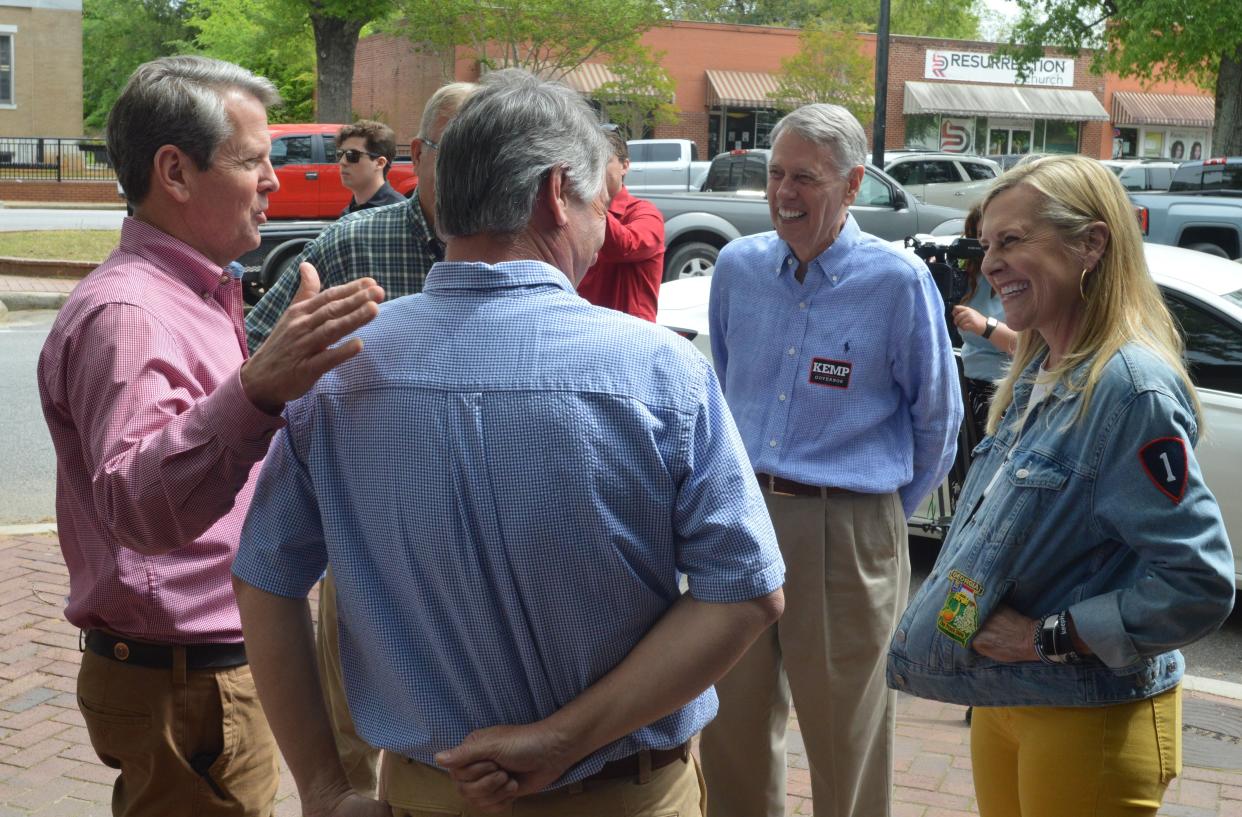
[0,256,95,278]
[0,523,57,535]
[0,201,125,211]
[1183,673,1242,701]
[0,291,68,311]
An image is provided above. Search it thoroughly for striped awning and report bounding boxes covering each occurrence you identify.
[560,62,621,94]
[1111,91,1215,129]
[904,81,1109,122]
[706,69,780,108]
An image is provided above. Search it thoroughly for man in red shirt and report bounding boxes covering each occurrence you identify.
[576,129,666,321]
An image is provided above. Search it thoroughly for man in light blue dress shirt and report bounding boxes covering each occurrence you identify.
[699,104,962,817]
[232,69,786,817]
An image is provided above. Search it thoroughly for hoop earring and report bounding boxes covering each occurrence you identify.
[1079,267,1089,301]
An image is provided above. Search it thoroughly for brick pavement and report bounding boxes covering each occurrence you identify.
[2,526,1240,816]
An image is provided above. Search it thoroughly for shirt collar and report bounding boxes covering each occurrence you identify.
[118,217,233,295]
[609,186,634,217]
[423,258,576,295]
[774,214,861,282]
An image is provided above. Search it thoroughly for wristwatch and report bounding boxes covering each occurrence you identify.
[982,316,998,339]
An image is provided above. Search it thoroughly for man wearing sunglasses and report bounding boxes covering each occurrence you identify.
[336,120,405,216]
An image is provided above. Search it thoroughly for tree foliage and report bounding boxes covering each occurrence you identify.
[665,0,982,38]
[187,0,317,122]
[770,18,873,123]
[82,0,192,133]
[397,0,668,80]
[1004,0,1242,154]
[592,45,680,138]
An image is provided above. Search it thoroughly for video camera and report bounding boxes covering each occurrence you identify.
[904,235,984,308]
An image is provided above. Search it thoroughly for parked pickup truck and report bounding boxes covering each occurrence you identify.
[267,123,417,220]
[1131,157,1242,260]
[624,139,711,193]
[648,163,966,280]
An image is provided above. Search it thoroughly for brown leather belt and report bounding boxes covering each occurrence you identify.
[583,743,690,782]
[756,473,853,498]
[83,629,248,670]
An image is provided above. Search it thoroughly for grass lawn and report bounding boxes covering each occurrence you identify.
[0,230,119,262]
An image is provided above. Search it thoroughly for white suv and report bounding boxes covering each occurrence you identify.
[875,151,1001,210]
[1100,159,1179,192]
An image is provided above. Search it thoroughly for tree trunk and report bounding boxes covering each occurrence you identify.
[1213,45,1242,157]
[310,11,365,123]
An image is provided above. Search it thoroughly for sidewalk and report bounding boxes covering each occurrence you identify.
[0,274,77,314]
[1,526,1240,816]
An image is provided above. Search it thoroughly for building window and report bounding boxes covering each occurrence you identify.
[904,114,939,150]
[1043,121,1079,154]
[0,33,12,106]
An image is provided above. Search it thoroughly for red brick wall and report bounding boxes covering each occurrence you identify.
[0,181,121,205]
[353,34,457,146]
[652,111,712,158]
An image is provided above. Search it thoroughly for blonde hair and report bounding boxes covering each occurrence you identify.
[982,154,1199,434]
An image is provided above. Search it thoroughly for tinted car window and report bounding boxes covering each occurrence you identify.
[1225,167,1242,192]
[858,170,894,207]
[888,162,918,185]
[270,136,313,167]
[1164,292,1242,394]
[922,161,960,184]
[1118,167,1145,191]
[740,155,767,191]
[628,144,649,163]
[649,144,681,162]
[962,161,996,181]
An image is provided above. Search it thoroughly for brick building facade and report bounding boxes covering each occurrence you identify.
[352,20,1214,163]
[0,0,82,138]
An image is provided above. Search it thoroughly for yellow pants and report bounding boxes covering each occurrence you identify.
[970,685,1181,817]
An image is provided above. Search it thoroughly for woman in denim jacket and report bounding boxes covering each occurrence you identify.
[888,154,1234,817]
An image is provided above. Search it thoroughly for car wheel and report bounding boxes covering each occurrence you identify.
[664,242,719,282]
[1186,242,1231,259]
[257,238,312,295]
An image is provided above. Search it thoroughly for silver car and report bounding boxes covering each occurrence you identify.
[878,152,1001,210]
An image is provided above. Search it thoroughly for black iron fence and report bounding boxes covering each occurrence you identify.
[0,136,117,182]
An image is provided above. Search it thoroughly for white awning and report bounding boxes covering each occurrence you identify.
[904,81,1109,122]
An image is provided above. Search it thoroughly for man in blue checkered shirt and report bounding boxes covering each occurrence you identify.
[233,69,786,817]
[243,82,477,799]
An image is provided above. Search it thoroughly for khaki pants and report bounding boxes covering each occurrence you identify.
[971,686,1182,817]
[381,750,706,817]
[701,490,908,817]
[317,568,382,795]
[77,646,279,817]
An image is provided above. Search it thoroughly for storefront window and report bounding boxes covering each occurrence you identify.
[756,110,778,149]
[1142,131,1164,158]
[905,114,939,150]
[1044,121,1079,154]
[1114,127,1138,158]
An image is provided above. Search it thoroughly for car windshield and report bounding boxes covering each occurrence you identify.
[1107,165,1124,176]
[1224,289,1242,309]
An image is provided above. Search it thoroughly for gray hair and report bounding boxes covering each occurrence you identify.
[418,82,478,141]
[770,103,867,180]
[107,55,280,205]
[435,69,610,238]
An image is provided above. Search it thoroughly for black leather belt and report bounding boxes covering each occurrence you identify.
[757,472,852,497]
[83,630,248,670]
[583,743,690,782]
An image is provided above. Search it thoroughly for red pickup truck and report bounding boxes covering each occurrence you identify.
[267,123,418,220]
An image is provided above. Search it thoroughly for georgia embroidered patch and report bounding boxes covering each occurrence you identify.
[1139,437,1188,505]
[809,358,851,388]
[937,570,984,647]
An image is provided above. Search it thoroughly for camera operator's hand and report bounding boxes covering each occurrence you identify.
[952,305,987,336]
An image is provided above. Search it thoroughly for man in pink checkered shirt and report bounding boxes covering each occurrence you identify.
[36,56,383,817]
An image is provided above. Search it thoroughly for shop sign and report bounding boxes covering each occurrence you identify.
[925,50,1074,87]
[939,118,974,153]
